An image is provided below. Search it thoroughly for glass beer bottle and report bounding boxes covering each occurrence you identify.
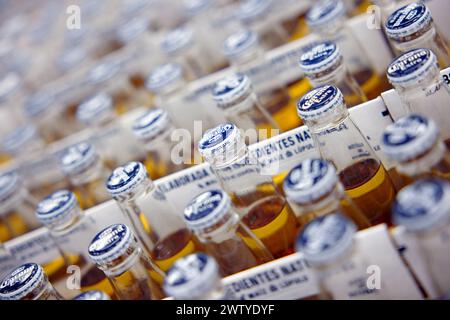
[131,108,187,180]
[198,123,299,258]
[299,41,367,107]
[106,161,202,280]
[88,224,164,300]
[0,263,63,300]
[384,2,449,68]
[60,142,111,209]
[1,124,45,162]
[381,114,450,187]
[164,253,236,300]
[392,178,450,297]
[184,189,273,276]
[297,85,396,224]
[283,158,371,230]
[35,190,115,298]
[386,48,450,147]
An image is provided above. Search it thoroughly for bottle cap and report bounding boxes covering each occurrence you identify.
[76,93,114,125]
[87,60,121,85]
[387,48,438,87]
[0,72,21,103]
[145,63,183,93]
[184,189,232,232]
[163,253,220,299]
[132,108,170,141]
[284,158,338,204]
[299,41,341,76]
[296,213,357,265]
[306,0,346,30]
[0,263,45,300]
[223,29,259,60]
[56,47,87,72]
[184,0,214,16]
[297,85,344,121]
[24,90,56,118]
[116,17,149,45]
[161,26,194,55]
[2,124,41,155]
[73,290,111,300]
[198,123,243,162]
[106,161,151,198]
[385,3,432,41]
[60,142,99,177]
[88,224,134,265]
[36,190,79,227]
[393,178,450,232]
[237,0,272,24]
[0,171,21,209]
[381,114,439,162]
[212,73,252,109]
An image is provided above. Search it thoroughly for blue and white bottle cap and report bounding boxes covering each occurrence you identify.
[284,158,338,204]
[60,142,99,176]
[88,224,134,265]
[87,60,121,85]
[35,190,78,227]
[2,124,40,155]
[56,47,87,72]
[145,63,183,93]
[0,72,21,103]
[161,26,194,55]
[198,123,242,160]
[164,253,220,299]
[237,0,272,24]
[297,85,344,121]
[223,30,258,59]
[116,17,150,45]
[132,108,170,141]
[306,0,346,30]
[0,171,20,205]
[296,213,357,265]
[0,263,45,300]
[385,3,432,41]
[393,178,450,232]
[183,0,214,16]
[24,90,56,118]
[387,48,437,87]
[73,290,111,300]
[76,93,114,125]
[184,189,232,232]
[212,73,252,108]
[299,41,341,75]
[106,161,150,198]
[381,114,439,162]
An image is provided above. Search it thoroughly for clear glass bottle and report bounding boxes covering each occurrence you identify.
[296,213,391,299]
[160,26,211,80]
[73,290,111,300]
[198,123,299,258]
[283,158,371,230]
[1,124,45,163]
[0,171,41,242]
[385,2,449,68]
[183,189,273,276]
[212,73,280,141]
[306,0,391,99]
[0,263,63,300]
[299,41,367,107]
[0,242,20,279]
[392,178,450,297]
[60,142,111,209]
[164,253,236,300]
[76,93,131,169]
[386,48,450,148]
[381,114,450,188]
[88,224,164,300]
[297,85,396,224]
[35,190,115,298]
[223,29,304,131]
[132,108,188,180]
[106,162,203,281]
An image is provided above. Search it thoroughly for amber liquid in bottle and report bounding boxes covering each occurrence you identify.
[0,212,28,241]
[112,269,162,300]
[353,69,391,101]
[338,159,395,225]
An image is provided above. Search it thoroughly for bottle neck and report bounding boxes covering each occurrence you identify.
[68,158,106,186]
[97,239,143,278]
[397,140,447,177]
[195,210,240,244]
